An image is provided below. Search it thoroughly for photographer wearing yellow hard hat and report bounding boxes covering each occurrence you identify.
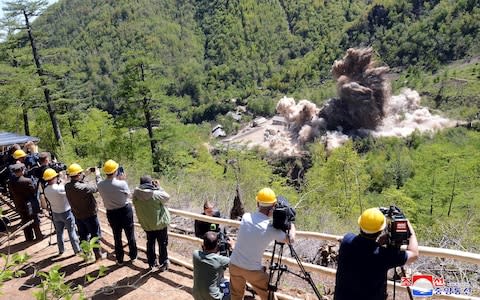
[229,187,296,300]
[97,160,137,265]
[334,207,419,300]
[65,163,106,261]
[43,168,80,256]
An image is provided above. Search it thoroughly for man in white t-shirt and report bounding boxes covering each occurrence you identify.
[97,159,137,265]
[43,168,81,256]
[229,188,296,300]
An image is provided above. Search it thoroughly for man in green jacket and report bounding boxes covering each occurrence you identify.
[193,231,232,300]
[132,175,170,271]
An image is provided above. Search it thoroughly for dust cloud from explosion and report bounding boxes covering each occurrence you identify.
[274,48,456,153]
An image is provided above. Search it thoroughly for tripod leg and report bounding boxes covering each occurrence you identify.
[288,243,323,299]
[45,200,55,246]
[268,241,285,300]
[400,267,413,300]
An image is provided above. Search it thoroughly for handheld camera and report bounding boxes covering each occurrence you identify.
[117,166,124,175]
[379,205,411,248]
[50,162,67,172]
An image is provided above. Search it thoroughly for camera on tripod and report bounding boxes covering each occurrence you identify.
[378,205,411,248]
[272,196,296,232]
[268,196,323,299]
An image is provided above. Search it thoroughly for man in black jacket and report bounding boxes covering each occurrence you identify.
[8,163,43,241]
[194,200,221,238]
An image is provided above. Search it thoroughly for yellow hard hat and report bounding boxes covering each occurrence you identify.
[43,168,58,181]
[358,208,386,234]
[67,163,84,176]
[13,149,27,159]
[103,159,119,175]
[256,187,277,206]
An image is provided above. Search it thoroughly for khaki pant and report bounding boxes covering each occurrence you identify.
[230,263,275,300]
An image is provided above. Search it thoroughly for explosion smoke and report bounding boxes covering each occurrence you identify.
[274,48,456,150]
[225,48,457,154]
[319,47,390,131]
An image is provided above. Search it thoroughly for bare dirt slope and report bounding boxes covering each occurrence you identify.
[0,204,195,300]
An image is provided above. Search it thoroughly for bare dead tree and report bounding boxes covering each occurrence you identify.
[447,167,457,217]
[228,159,244,220]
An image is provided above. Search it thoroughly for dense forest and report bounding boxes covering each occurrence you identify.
[0,0,479,252]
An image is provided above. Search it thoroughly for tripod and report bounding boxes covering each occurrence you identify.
[392,266,413,300]
[267,235,322,300]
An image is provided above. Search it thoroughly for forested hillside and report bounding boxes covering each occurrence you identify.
[0,0,479,250]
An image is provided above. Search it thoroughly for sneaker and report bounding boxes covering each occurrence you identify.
[158,261,169,272]
[96,252,107,262]
[117,261,124,266]
[129,256,137,263]
[148,265,158,272]
[34,234,45,241]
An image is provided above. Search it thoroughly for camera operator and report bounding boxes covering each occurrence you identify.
[43,168,80,256]
[193,231,234,300]
[195,200,222,238]
[97,160,137,265]
[23,141,39,169]
[65,163,106,261]
[8,163,44,241]
[334,207,418,300]
[132,175,171,271]
[29,152,66,207]
[229,187,296,300]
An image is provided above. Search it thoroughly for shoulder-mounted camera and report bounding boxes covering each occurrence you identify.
[217,228,231,257]
[272,196,296,232]
[379,205,411,248]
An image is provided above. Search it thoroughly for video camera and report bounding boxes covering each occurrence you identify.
[378,205,411,248]
[49,162,67,173]
[272,196,296,232]
[217,228,231,257]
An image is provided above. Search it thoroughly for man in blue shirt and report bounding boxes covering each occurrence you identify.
[334,207,419,300]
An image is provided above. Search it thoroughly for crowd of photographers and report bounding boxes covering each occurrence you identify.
[1,142,420,300]
[1,143,171,270]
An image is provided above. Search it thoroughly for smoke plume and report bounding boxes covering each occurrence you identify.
[273,48,456,151]
[319,47,390,131]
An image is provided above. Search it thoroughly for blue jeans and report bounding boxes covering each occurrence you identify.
[52,210,80,254]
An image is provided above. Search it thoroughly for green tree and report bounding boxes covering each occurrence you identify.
[117,58,159,171]
[2,0,63,143]
[304,141,370,218]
